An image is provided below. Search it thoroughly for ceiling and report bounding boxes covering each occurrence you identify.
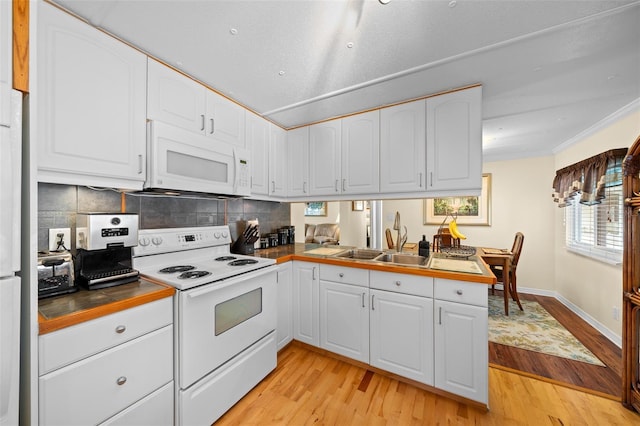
[51,0,640,162]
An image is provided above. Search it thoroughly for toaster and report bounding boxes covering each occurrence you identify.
[38,251,77,299]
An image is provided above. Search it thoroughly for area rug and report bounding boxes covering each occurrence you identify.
[488,295,605,366]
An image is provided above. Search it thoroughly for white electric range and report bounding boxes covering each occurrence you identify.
[132,226,277,425]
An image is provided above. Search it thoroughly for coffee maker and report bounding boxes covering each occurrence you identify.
[75,213,140,290]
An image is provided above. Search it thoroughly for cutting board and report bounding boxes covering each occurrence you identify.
[428,257,483,274]
[303,247,345,256]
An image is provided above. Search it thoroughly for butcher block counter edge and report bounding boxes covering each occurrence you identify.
[38,278,175,335]
[253,244,496,285]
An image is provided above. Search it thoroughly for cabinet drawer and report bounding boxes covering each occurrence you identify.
[39,297,172,374]
[100,381,173,426]
[320,264,369,287]
[370,271,433,298]
[39,325,173,426]
[434,279,487,307]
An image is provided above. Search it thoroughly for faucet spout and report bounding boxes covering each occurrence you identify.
[393,212,407,252]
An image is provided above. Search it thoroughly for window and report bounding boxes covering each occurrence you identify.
[564,156,623,265]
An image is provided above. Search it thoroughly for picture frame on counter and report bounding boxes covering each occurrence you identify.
[423,173,492,225]
[352,201,364,211]
[305,202,327,216]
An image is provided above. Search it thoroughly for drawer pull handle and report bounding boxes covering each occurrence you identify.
[115,325,126,334]
[116,376,127,386]
[456,290,463,295]
[395,280,401,286]
[339,273,344,278]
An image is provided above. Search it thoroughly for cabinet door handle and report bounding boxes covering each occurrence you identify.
[456,289,463,295]
[430,172,433,187]
[137,155,143,174]
[342,179,346,192]
[419,172,423,188]
[200,114,205,131]
[312,267,316,281]
[272,181,276,193]
[362,292,365,308]
[339,273,344,278]
[210,118,215,134]
[303,182,307,193]
[395,280,401,286]
[116,376,127,386]
[439,307,442,325]
[371,294,375,310]
[115,325,126,334]
[335,179,339,192]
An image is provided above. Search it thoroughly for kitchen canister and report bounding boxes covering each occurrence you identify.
[278,228,289,245]
[268,233,278,247]
[259,237,269,249]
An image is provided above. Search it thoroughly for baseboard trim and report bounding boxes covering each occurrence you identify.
[493,284,622,348]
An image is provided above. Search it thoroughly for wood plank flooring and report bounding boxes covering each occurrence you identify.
[216,341,639,425]
[489,290,622,398]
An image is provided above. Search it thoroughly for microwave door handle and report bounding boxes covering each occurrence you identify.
[232,148,239,193]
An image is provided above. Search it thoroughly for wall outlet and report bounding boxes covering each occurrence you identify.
[49,228,71,252]
[612,306,621,321]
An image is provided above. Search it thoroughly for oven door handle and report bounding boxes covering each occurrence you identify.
[185,266,275,298]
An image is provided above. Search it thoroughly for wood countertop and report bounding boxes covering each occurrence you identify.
[253,243,497,285]
[38,278,175,335]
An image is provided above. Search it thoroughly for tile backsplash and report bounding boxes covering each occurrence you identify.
[38,183,291,252]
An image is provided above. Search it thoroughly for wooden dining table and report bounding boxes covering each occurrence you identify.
[478,247,512,315]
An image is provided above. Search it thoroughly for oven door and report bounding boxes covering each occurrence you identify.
[146,120,250,196]
[178,266,277,389]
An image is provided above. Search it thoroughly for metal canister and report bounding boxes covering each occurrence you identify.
[260,237,269,249]
[278,228,289,245]
[287,226,295,244]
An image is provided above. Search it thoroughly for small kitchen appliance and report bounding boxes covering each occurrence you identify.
[74,213,140,289]
[37,251,77,299]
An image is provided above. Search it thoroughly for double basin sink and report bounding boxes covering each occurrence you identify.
[332,248,428,267]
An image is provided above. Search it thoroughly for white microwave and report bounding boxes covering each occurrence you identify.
[146,121,251,196]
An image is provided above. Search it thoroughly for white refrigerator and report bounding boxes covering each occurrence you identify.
[0,89,22,426]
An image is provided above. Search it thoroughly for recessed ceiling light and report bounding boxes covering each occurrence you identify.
[449,0,457,8]
[379,0,391,4]
[607,74,618,80]
[229,28,238,35]
[347,42,354,49]
[278,70,285,76]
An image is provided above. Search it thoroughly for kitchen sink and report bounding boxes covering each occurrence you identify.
[374,253,428,266]
[334,249,385,260]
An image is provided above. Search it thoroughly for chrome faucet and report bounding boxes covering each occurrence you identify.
[393,211,407,252]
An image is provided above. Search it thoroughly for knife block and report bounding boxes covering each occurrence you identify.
[231,234,255,255]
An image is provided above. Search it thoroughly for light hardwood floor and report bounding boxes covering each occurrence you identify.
[216,341,640,425]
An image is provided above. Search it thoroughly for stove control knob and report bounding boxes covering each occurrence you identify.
[139,237,150,247]
[214,232,221,239]
[222,231,229,238]
[152,236,163,246]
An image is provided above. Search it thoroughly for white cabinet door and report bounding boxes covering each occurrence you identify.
[319,280,369,363]
[426,86,482,192]
[309,120,341,196]
[370,289,434,385]
[36,3,147,189]
[341,110,380,195]
[147,58,207,134]
[276,262,293,351]
[380,100,426,193]
[269,124,287,196]
[434,299,488,404]
[205,90,245,147]
[292,262,320,347]
[246,112,270,195]
[287,126,310,197]
[0,0,11,127]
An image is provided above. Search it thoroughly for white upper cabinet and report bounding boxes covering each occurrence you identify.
[147,58,245,147]
[269,124,287,197]
[309,120,342,196]
[380,100,426,193]
[0,0,11,127]
[36,2,147,189]
[341,110,380,195]
[426,86,482,192]
[287,127,310,197]
[245,112,270,195]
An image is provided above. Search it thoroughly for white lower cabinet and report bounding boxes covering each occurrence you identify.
[292,261,320,347]
[319,280,369,363]
[370,289,433,385]
[38,298,174,425]
[434,279,488,405]
[276,262,293,350]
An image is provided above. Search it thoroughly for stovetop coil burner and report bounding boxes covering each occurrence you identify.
[178,271,212,279]
[160,265,196,273]
[228,259,259,266]
[215,256,237,261]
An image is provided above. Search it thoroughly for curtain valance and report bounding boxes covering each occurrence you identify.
[552,148,627,207]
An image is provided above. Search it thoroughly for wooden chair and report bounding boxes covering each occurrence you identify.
[491,232,524,311]
[432,228,460,252]
[385,228,394,249]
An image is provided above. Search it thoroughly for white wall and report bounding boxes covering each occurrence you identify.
[553,110,640,339]
[382,156,556,293]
